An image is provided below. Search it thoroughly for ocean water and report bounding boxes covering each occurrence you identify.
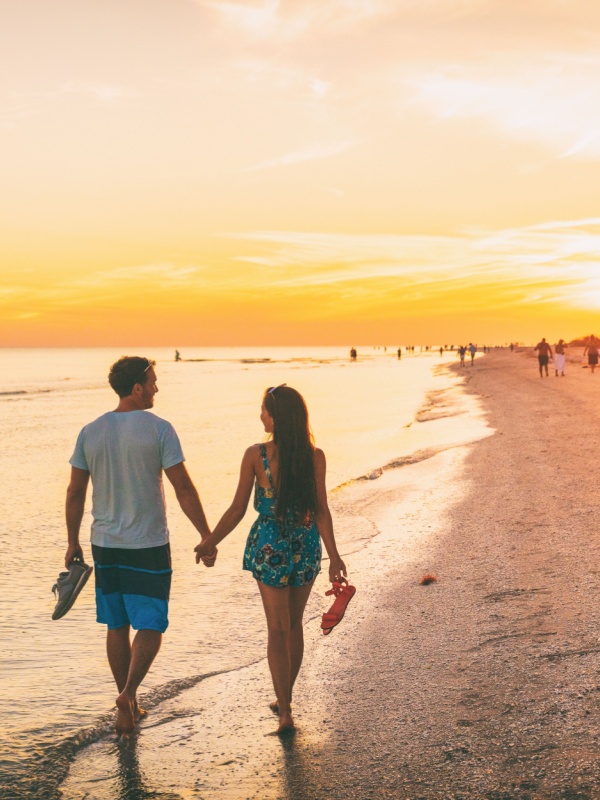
[0,346,489,798]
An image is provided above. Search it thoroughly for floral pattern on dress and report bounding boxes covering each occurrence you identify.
[243,444,321,587]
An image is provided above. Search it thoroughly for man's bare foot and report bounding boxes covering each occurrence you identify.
[276,713,295,736]
[115,692,136,735]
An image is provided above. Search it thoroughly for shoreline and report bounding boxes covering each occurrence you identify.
[277,347,600,799]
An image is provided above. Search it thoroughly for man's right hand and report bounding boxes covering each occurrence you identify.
[195,538,217,567]
[65,543,84,568]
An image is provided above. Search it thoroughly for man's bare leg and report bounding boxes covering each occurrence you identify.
[115,630,162,734]
[107,626,147,722]
[107,625,131,693]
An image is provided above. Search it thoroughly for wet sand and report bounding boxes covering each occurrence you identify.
[62,348,600,800]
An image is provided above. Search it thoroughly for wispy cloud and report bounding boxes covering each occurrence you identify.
[310,78,331,98]
[244,140,355,171]
[0,80,140,127]
[0,287,28,302]
[235,60,332,101]
[407,55,600,159]
[201,0,396,40]
[74,264,201,288]
[54,81,140,102]
[227,219,600,310]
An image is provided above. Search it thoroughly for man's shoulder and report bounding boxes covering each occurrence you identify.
[81,411,176,434]
[79,411,114,432]
[142,411,177,431]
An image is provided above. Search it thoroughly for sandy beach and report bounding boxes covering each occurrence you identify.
[59,347,600,800]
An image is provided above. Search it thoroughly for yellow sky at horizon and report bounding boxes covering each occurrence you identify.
[2,0,600,346]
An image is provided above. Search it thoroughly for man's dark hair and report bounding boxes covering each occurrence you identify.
[108,356,156,398]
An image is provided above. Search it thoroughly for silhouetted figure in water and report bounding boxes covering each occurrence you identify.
[397,348,402,360]
[439,347,443,356]
[534,338,553,377]
[350,347,357,361]
[175,350,181,362]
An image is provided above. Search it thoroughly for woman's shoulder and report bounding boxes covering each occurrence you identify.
[313,447,326,465]
[245,442,274,458]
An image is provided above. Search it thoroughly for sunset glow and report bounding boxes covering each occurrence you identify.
[2,1,600,346]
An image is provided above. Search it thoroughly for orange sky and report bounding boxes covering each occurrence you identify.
[2,0,600,346]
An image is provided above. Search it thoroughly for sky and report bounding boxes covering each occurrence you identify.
[2,0,600,346]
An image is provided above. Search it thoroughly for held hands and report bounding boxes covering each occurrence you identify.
[328,556,347,585]
[195,537,218,567]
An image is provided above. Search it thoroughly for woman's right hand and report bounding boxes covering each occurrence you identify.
[328,556,347,584]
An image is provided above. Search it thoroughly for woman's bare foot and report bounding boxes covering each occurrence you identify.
[133,700,147,721]
[276,713,295,735]
[270,699,293,715]
[115,692,136,735]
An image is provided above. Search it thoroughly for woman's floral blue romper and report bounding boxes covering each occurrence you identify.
[243,444,322,587]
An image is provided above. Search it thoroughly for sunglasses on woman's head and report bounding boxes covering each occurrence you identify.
[268,384,286,395]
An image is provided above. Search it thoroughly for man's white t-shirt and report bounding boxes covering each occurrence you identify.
[69,411,184,550]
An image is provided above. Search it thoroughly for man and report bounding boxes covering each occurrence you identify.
[534,338,553,378]
[583,335,599,375]
[64,356,215,735]
[468,342,477,365]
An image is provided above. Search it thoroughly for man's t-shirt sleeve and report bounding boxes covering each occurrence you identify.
[69,428,89,471]
[159,422,185,469]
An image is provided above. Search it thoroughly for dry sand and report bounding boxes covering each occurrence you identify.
[62,348,600,800]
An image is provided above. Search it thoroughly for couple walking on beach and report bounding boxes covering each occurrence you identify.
[534,338,567,378]
[64,356,347,736]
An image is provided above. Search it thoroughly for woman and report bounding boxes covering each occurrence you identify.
[195,384,347,734]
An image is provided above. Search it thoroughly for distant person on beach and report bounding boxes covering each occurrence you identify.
[397,347,402,360]
[458,346,466,367]
[468,343,477,365]
[583,336,599,374]
[195,384,347,736]
[554,340,567,377]
[174,350,181,362]
[350,347,357,361]
[64,356,215,735]
[534,338,553,377]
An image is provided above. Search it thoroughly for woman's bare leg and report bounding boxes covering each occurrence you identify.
[288,582,314,702]
[257,581,298,733]
[257,582,293,730]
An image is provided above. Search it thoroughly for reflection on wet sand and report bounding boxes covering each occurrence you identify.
[114,735,183,800]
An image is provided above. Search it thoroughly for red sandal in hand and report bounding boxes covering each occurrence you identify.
[321,578,356,635]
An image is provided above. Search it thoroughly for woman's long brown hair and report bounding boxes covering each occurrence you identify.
[263,386,317,523]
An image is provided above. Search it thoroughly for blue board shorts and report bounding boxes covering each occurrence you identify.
[92,543,172,632]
